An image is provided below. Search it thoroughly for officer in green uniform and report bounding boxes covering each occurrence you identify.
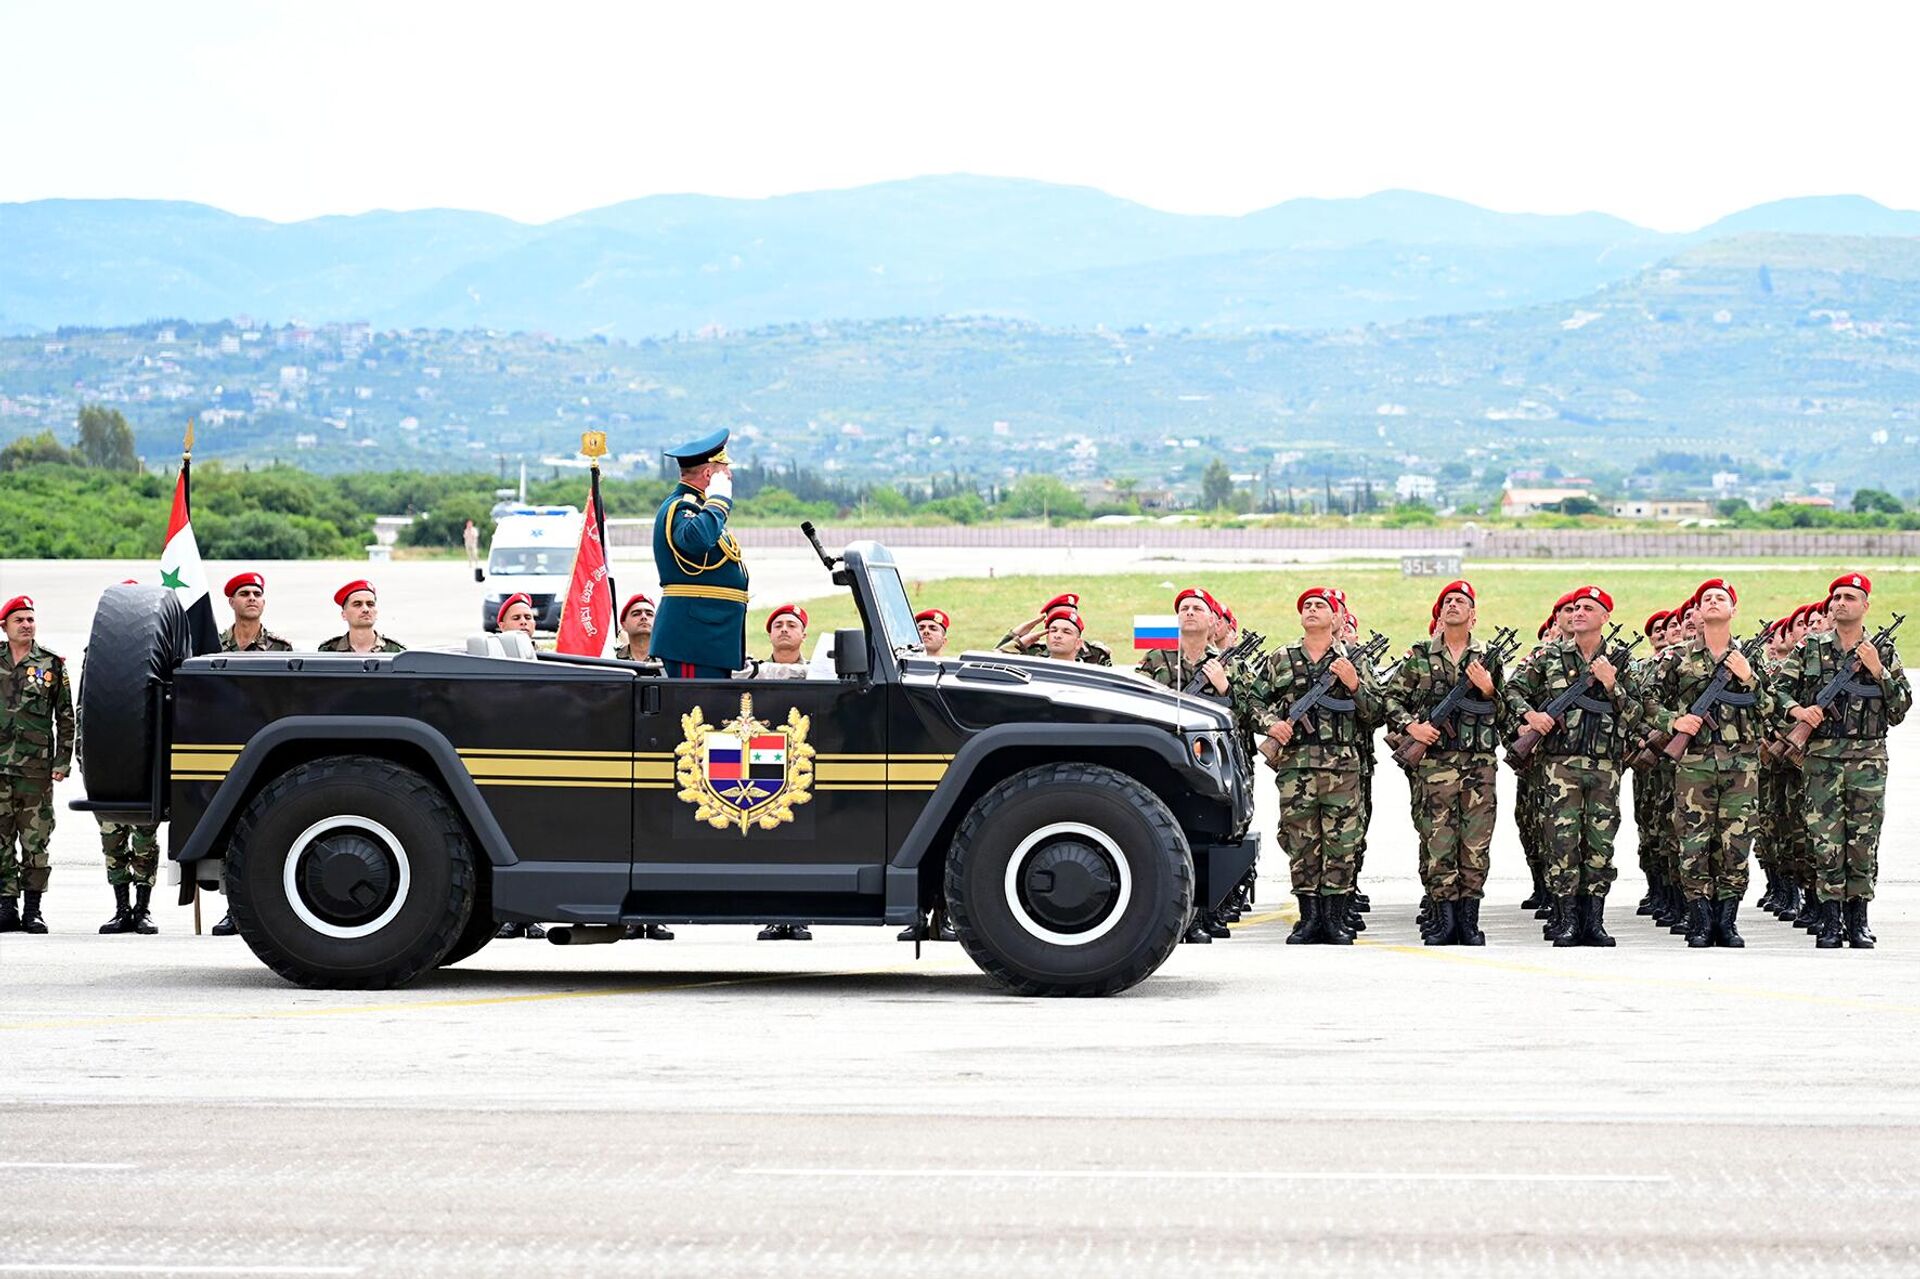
[0,596,74,934]
[1384,580,1509,946]
[316,581,406,653]
[1235,587,1381,946]
[1134,587,1233,942]
[651,430,748,679]
[1648,578,1775,948]
[1505,586,1643,946]
[998,593,1114,666]
[218,572,293,652]
[1778,572,1911,948]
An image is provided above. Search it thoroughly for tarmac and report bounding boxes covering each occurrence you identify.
[2,552,1918,1274]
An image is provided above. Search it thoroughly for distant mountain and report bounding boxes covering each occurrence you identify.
[2,177,1916,337]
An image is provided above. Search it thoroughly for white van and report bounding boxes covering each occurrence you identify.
[478,505,582,632]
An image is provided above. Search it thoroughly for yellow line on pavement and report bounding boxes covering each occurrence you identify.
[0,959,965,1033]
[1229,908,1295,930]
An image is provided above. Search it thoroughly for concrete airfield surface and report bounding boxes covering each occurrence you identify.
[2,552,1918,1274]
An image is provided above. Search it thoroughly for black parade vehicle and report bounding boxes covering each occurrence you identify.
[73,532,1257,996]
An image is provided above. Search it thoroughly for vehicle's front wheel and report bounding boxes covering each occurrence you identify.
[225,756,476,989]
[945,763,1193,996]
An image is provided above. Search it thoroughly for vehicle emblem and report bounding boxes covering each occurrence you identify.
[675,693,816,833]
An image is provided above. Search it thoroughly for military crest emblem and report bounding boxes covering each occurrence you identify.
[675,693,816,833]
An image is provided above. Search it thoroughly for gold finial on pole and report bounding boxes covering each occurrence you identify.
[183,418,196,459]
[580,430,608,470]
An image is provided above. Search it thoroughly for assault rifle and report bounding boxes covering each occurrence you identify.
[1391,626,1521,767]
[1506,624,1643,767]
[1767,612,1904,769]
[1627,623,1772,768]
[1185,628,1266,696]
[1257,631,1391,766]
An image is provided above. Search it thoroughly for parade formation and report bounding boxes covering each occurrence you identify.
[0,427,1908,979]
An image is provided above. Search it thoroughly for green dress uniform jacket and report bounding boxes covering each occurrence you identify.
[651,480,749,671]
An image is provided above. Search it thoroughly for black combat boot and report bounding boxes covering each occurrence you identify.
[1353,890,1371,914]
[1635,874,1657,916]
[1319,894,1355,945]
[1713,897,1744,949]
[1425,899,1458,946]
[1456,897,1486,946]
[1182,915,1213,944]
[128,885,158,935]
[1684,898,1713,948]
[1756,870,1777,914]
[1548,896,1580,946]
[1520,864,1546,912]
[1205,910,1232,939]
[1416,894,1434,941]
[495,921,546,939]
[100,883,134,934]
[210,913,238,936]
[1845,899,1876,949]
[1580,894,1615,947]
[20,891,47,933]
[1793,892,1820,931]
[1285,894,1320,945]
[1813,899,1843,949]
[1345,896,1366,933]
[0,896,18,933]
[1666,886,1692,933]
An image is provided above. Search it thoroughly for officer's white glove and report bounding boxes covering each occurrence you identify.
[706,468,733,502]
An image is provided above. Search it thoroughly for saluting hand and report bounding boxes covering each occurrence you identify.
[1466,660,1493,696]
[1857,640,1887,678]
[1591,656,1616,690]
[1724,650,1753,684]
[1201,658,1229,694]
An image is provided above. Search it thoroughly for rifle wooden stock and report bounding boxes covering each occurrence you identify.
[1660,727,1697,761]
[1392,735,1431,767]
[1507,723,1549,765]
[1627,730,1670,770]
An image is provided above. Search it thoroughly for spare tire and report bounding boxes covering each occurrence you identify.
[79,584,191,806]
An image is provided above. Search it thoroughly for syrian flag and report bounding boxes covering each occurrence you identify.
[162,457,221,655]
[555,464,614,656]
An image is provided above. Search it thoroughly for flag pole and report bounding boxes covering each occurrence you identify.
[586,432,612,619]
[184,420,204,936]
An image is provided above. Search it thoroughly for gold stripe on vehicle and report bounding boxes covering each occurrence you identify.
[815,762,887,783]
[887,762,948,783]
[462,757,633,780]
[472,778,634,790]
[460,747,635,759]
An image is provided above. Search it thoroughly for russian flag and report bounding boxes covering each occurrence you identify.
[1134,614,1180,651]
[707,733,743,780]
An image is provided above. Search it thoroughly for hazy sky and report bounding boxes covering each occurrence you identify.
[4,1,1915,231]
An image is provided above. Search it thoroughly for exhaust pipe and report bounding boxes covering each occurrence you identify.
[545,924,623,946]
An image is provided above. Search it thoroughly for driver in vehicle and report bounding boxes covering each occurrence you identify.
[915,608,951,656]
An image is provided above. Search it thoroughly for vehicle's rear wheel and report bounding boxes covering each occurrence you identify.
[438,862,497,968]
[945,763,1192,996]
[225,756,476,989]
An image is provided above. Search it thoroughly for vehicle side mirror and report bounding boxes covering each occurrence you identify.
[833,628,870,679]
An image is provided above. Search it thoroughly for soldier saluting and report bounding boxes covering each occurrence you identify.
[1236,586,1381,945]
[1384,579,1511,946]
[1776,572,1911,948]
[1504,586,1643,946]
[651,430,747,679]
[1647,578,1774,948]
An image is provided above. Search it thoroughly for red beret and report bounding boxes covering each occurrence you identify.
[1645,609,1669,633]
[915,608,950,631]
[224,572,265,597]
[333,580,375,608]
[1174,587,1221,616]
[1830,572,1871,598]
[1785,604,1809,627]
[1296,586,1340,613]
[496,593,533,626]
[1537,619,1553,640]
[1807,597,1829,616]
[1563,585,1613,613]
[765,603,808,632]
[1432,579,1475,619]
[1044,606,1084,633]
[1692,578,1736,608]
[620,593,653,621]
[1041,592,1080,613]
[1,595,33,620]
[1220,603,1237,627]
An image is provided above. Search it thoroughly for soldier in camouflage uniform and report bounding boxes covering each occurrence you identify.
[316,580,407,653]
[1384,580,1509,946]
[1513,608,1571,921]
[219,571,294,653]
[1338,605,1381,925]
[1135,587,1234,942]
[1648,578,1777,948]
[1778,572,1911,948]
[1,596,74,934]
[1235,587,1381,945]
[1755,618,1795,920]
[998,592,1113,666]
[1505,586,1643,946]
[1629,611,1674,923]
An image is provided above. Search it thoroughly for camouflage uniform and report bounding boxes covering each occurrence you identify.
[220,625,293,653]
[1779,631,1910,905]
[613,637,650,662]
[997,632,1114,667]
[1235,641,1383,898]
[1384,634,1509,903]
[1649,637,1778,905]
[1,642,74,898]
[1504,639,1645,904]
[1133,646,1230,703]
[317,633,407,653]
[99,821,161,887]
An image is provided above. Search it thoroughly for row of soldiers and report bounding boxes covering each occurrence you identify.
[1118,574,1907,950]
